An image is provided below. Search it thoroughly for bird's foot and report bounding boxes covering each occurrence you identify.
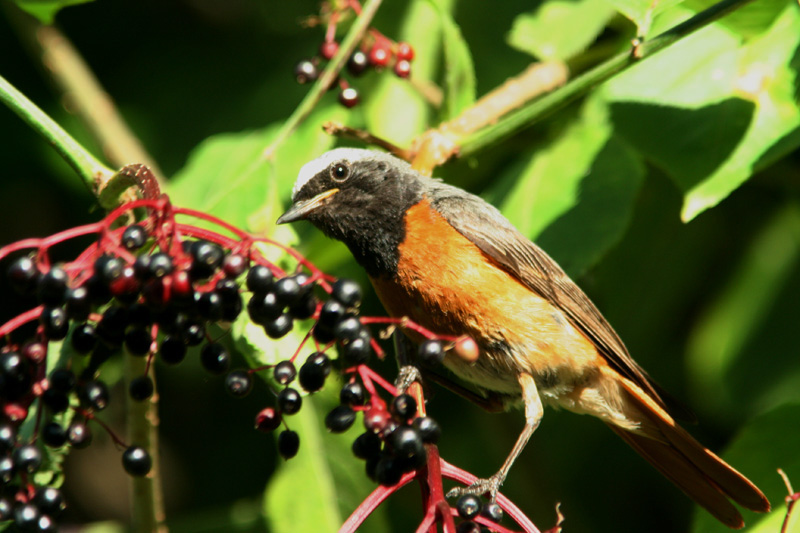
[446,473,504,502]
[394,365,422,394]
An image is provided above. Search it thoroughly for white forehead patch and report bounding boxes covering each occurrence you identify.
[292,148,383,199]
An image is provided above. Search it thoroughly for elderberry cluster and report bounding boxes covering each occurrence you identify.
[294,34,415,108]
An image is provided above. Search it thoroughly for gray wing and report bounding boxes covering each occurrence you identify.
[428,185,692,421]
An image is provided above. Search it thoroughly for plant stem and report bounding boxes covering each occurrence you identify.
[126,355,167,533]
[0,74,113,191]
[459,0,756,156]
[260,0,383,161]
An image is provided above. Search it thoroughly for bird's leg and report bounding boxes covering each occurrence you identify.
[393,331,422,394]
[447,373,543,502]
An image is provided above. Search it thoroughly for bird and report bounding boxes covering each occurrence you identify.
[276,148,770,528]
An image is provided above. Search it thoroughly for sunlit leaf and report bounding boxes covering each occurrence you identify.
[489,96,645,276]
[606,4,800,221]
[507,0,615,61]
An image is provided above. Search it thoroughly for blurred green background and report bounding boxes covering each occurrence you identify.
[1,0,799,531]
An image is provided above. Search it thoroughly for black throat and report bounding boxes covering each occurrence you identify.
[307,169,425,278]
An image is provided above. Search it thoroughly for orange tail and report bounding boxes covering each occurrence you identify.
[609,380,770,529]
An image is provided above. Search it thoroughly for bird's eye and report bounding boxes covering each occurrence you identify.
[330,161,350,182]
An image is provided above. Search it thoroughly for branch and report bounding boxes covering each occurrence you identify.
[0,74,113,192]
[457,0,757,156]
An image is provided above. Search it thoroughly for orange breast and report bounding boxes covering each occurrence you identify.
[369,199,604,395]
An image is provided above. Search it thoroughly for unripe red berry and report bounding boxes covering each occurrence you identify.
[396,42,414,61]
[320,40,339,60]
[255,407,282,432]
[368,44,390,67]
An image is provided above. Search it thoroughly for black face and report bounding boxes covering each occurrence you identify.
[279,150,426,277]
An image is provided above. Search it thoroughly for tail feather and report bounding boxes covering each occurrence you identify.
[608,424,745,529]
[611,378,769,528]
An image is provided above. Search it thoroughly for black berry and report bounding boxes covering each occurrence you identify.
[298,353,330,392]
[389,426,425,462]
[418,339,445,365]
[200,343,230,375]
[391,394,417,420]
[222,253,247,278]
[347,50,370,76]
[40,306,69,340]
[34,486,66,517]
[333,316,363,342]
[412,416,441,444]
[481,501,504,523]
[122,445,152,476]
[78,380,109,411]
[13,504,40,531]
[224,370,253,398]
[13,444,42,473]
[318,299,346,328]
[125,327,152,356]
[49,368,76,393]
[273,360,296,385]
[455,521,481,533]
[148,252,173,279]
[67,420,92,448]
[294,59,318,84]
[325,405,356,433]
[42,421,68,448]
[456,494,482,520]
[278,429,300,459]
[190,240,224,279]
[340,381,366,406]
[375,455,403,486]
[277,387,302,415]
[129,375,155,401]
[121,224,148,250]
[7,256,39,295]
[71,322,97,354]
[159,336,186,365]
[0,424,16,453]
[274,276,302,306]
[330,280,356,306]
[64,286,91,321]
[37,266,69,306]
[264,313,293,339]
[352,431,382,460]
[246,265,274,294]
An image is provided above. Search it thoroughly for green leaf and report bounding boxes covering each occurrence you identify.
[489,96,645,276]
[13,0,93,24]
[686,204,800,414]
[166,105,347,231]
[507,0,615,61]
[606,4,800,221]
[690,403,800,533]
[429,0,476,119]
[600,0,683,35]
[684,0,790,38]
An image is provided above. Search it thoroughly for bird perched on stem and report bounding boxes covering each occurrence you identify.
[277,148,770,529]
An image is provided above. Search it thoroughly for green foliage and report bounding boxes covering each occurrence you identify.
[12,0,93,24]
[1,0,799,531]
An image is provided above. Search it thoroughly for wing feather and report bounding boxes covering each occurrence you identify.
[428,186,690,420]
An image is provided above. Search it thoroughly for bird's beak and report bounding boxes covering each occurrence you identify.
[276,188,340,224]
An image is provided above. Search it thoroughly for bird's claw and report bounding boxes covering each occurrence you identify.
[395,365,422,394]
[446,473,504,502]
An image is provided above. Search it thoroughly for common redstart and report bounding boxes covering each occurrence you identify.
[277,148,769,528]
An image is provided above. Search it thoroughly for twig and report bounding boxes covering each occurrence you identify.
[779,469,799,533]
[323,122,412,160]
[410,61,568,173]
[126,354,167,533]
